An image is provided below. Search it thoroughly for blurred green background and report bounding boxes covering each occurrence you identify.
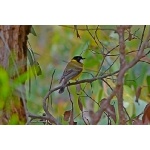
[26,25,150,124]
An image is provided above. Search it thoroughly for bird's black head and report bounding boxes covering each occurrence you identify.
[72,56,85,63]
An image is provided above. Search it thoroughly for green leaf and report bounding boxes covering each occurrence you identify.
[14,72,28,84]
[34,61,42,76]
[123,85,135,117]
[27,48,42,77]
[30,26,37,36]
[27,48,35,66]
[146,76,150,93]
[8,114,19,125]
[0,67,10,99]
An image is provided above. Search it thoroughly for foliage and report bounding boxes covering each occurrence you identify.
[26,25,150,125]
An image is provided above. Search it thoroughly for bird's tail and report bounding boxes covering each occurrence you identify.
[59,86,65,94]
[59,80,67,94]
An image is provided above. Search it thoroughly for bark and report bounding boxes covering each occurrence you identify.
[0,25,31,124]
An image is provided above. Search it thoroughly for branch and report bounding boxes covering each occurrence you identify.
[86,25,99,47]
[60,25,115,31]
[115,25,131,124]
[42,71,119,124]
[27,113,54,125]
[47,69,55,110]
[43,70,119,101]
[95,25,107,51]
[109,26,150,124]
[139,25,146,50]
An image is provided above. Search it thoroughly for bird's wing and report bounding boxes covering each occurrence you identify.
[59,68,72,83]
[59,68,81,84]
[59,60,83,83]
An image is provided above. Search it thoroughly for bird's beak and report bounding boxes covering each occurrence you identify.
[82,58,85,59]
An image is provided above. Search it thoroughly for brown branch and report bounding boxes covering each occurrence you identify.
[90,82,118,124]
[94,26,132,125]
[60,25,115,31]
[43,87,59,124]
[66,70,119,86]
[27,113,54,125]
[91,109,104,125]
[115,26,128,124]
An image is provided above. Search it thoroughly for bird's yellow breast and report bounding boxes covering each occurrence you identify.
[71,71,82,80]
[69,59,83,80]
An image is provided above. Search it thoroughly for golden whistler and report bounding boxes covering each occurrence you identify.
[59,56,85,94]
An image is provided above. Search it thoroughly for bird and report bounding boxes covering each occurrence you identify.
[59,56,85,94]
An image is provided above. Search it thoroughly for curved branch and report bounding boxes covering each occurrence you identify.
[42,70,119,124]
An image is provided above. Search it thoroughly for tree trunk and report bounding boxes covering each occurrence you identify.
[0,25,31,124]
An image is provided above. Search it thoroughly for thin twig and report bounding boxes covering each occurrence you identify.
[47,69,56,109]
[86,25,99,47]
[49,70,56,91]
[74,111,89,119]
[95,56,106,77]
[102,55,119,75]
[106,28,139,55]
[102,79,113,91]
[27,113,54,125]
[95,25,107,51]
[123,106,131,121]
[60,25,115,31]
[81,112,88,125]
[139,25,146,50]
[82,89,100,107]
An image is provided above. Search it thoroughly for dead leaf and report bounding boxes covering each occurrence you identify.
[142,103,150,124]
[69,110,74,125]
[78,97,83,111]
[64,110,71,121]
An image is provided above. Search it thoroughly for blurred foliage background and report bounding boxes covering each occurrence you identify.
[26,25,150,124]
